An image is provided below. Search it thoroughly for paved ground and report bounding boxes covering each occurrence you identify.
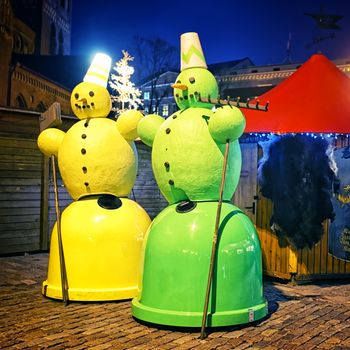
[0,253,349,349]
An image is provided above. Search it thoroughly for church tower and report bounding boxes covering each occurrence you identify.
[11,0,72,55]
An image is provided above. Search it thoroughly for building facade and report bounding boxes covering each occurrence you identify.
[11,0,72,55]
[139,57,350,118]
[0,0,74,114]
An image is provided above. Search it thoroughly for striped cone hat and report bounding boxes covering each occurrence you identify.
[83,53,112,87]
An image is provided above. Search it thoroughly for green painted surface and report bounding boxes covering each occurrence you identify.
[132,201,268,327]
[151,108,242,204]
[173,67,218,109]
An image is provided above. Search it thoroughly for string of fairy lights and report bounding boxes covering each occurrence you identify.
[247,132,350,140]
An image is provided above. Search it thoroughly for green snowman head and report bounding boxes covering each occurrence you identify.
[172,32,218,110]
[172,68,218,109]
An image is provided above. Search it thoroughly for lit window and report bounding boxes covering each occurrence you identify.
[144,92,150,100]
[162,104,169,117]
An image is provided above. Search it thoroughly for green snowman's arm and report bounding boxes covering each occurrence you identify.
[37,128,65,157]
[137,114,165,147]
[208,105,246,143]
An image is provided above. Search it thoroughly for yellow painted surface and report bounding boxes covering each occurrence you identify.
[37,128,65,157]
[70,82,111,119]
[116,110,144,141]
[42,197,151,301]
[58,118,138,200]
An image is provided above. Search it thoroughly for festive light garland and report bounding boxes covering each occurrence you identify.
[247,132,350,140]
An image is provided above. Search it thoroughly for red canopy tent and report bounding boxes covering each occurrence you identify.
[243,54,350,134]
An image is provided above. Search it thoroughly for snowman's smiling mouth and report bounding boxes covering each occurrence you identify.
[74,91,96,111]
[74,100,95,110]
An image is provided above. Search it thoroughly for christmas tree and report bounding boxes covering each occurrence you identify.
[109,50,143,114]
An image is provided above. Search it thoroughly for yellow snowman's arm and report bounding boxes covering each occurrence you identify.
[37,128,65,157]
[208,105,246,143]
[116,110,144,141]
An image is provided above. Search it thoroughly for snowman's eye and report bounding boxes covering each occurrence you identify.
[74,93,79,99]
[176,80,181,84]
[189,77,195,84]
[89,91,94,97]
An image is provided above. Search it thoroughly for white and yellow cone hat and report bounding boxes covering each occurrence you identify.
[83,53,112,87]
[180,32,207,71]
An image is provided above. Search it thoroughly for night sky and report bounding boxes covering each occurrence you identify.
[71,0,350,66]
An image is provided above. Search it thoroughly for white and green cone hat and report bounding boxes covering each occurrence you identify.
[180,32,207,71]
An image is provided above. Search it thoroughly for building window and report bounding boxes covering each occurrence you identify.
[13,33,23,52]
[15,94,27,109]
[50,22,57,55]
[36,101,46,112]
[162,104,169,117]
[58,30,64,55]
[144,107,149,114]
[144,92,150,100]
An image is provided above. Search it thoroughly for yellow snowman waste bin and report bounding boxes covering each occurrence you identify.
[38,53,151,301]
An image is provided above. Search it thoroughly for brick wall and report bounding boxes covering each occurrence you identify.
[11,66,71,114]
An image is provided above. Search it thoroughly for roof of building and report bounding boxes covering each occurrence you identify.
[243,53,350,134]
[11,54,91,91]
[208,57,254,74]
[138,57,255,87]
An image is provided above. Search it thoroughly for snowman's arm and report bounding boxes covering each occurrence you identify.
[37,128,65,157]
[116,110,144,141]
[208,105,246,143]
[137,114,165,147]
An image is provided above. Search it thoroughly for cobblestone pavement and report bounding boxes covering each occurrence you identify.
[0,253,349,349]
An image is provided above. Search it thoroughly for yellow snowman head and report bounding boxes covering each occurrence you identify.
[70,53,112,119]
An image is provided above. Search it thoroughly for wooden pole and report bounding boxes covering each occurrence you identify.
[51,155,69,305]
[200,140,230,340]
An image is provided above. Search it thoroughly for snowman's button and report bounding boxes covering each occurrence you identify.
[172,115,177,119]
[164,162,170,168]
[84,182,89,187]
[166,128,171,134]
[81,148,86,155]
[81,134,87,139]
[82,167,87,173]
[168,179,174,185]
[98,194,122,210]
[184,96,188,100]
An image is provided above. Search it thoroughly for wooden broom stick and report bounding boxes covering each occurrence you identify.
[51,155,69,305]
[200,140,230,339]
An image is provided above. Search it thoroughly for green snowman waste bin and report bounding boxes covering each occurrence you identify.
[132,32,268,327]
